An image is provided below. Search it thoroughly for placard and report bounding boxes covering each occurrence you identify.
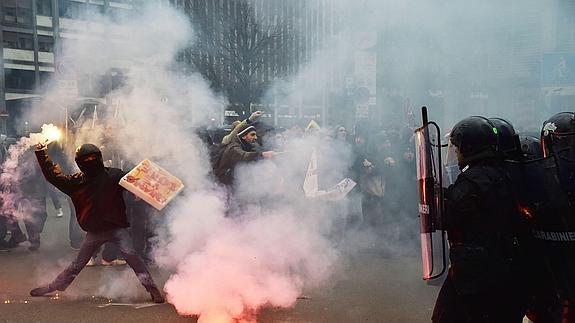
[119,159,184,210]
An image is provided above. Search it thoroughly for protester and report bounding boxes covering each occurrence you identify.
[29,143,164,303]
[214,122,274,187]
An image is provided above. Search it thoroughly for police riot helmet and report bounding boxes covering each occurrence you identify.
[449,116,499,167]
[519,135,543,160]
[75,143,104,175]
[489,117,521,161]
[541,112,575,159]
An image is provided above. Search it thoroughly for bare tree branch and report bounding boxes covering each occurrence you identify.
[184,0,302,112]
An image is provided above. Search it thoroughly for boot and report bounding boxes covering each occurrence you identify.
[28,232,40,251]
[30,284,58,297]
[148,287,165,304]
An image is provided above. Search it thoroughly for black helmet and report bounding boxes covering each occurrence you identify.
[75,143,104,176]
[449,116,499,165]
[519,135,543,160]
[489,117,521,160]
[541,112,575,159]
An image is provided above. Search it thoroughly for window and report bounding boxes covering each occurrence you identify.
[3,32,18,49]
[17,33,34,51]
[2,0,33,26]
[3,1,17,24]
[2,32,36,51]
[39,71,54,87]
[37,0,53,16]
[38,35,54,52]
[16,0,32,26]
[5,69,36,90]
[59,0,86,19]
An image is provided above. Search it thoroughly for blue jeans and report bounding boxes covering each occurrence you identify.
[50,228,158,292]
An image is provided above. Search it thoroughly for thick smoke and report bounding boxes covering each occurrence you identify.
[1,125,60,225]
[18,2,355,322]
[159,134,352,322]
[16,0,570,321]
[266,0,559,131]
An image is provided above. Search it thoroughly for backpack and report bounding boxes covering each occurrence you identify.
[209,143,226,174]
[210,143,237,185]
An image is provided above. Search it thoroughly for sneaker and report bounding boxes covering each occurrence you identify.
[30,284,57,297]
[86,257,100,266]
[149,288,165,304]
[101,259,127,266]
[55,208,64,218]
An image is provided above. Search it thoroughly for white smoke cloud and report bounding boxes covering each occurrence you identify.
[18,0,563,321]
[17,2,357,322]
[1,124,63,224]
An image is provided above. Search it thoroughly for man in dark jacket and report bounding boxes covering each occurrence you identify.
[29,143,164,303]
[214,123,274,186]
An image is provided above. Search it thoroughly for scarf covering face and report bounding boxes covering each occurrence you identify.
[76,154,105,177]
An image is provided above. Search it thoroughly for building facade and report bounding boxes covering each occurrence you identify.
[0,0,134,136]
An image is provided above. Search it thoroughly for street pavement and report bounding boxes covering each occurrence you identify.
[0,204,440,323]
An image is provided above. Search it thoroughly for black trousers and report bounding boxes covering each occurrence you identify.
[47,228,159,292]
[432,274,529,323]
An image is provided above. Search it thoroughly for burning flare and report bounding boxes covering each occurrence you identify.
[40,124,62,145]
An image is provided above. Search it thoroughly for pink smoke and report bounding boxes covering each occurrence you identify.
[163,206,338,323]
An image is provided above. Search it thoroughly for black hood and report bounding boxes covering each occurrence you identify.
[75,143,105,177]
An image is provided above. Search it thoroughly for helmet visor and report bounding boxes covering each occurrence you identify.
[445,141,461,185]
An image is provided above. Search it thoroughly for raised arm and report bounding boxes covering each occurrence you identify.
[35,144,79,195]
[222,111,263,145]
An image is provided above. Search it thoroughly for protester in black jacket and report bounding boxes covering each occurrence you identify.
[29,143,164,303]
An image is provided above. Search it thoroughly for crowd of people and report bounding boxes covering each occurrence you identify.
[202,111,421,245]
[0,109,424,304]
[3,105,575,321]
[0,110,422,256]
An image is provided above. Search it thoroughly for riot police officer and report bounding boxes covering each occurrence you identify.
[432,116,531,322]
[533,111,575,321]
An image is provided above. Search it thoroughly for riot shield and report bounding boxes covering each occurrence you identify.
[414,107,447,280]
[506,157,575,298]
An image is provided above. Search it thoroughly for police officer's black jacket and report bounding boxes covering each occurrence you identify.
[35,148,129,232]
[444,161,527,295]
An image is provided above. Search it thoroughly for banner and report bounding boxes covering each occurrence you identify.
[303,149,356,201]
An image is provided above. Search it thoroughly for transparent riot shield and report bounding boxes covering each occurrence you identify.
[414,107,447,280]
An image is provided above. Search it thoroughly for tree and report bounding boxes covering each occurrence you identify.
[184,0,300,114]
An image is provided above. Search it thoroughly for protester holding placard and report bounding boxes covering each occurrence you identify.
[29,143,165,303]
